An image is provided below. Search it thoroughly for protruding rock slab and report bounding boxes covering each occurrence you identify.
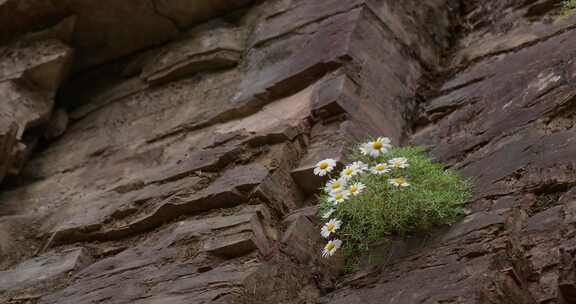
[39,210,270,304]
[0,0,257,69]
[0,80,53,182]
[0,80,53,137]
[233,6,362,108]
[292,122,347,194]
[312,74,360,119]
[0,39,73,91]
[141,23,244,85]
[46,161,271,244]
[202,213,270,258]
[0,39,73,183]
[0,248,92,293]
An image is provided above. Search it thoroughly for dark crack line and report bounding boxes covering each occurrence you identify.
[435,75,490,98]
[149,0,181,31]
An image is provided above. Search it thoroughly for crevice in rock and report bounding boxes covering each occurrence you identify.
[148,0,182,31]
[527,182,576,216]
[409,0,468,135]
[524,0,562,20]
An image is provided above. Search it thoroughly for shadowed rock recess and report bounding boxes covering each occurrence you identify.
[0,0,575,303]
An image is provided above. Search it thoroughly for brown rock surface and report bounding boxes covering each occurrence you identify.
[141,21,245,85]
[0,248,92,295]
[0,0,257,70]
[321,1,576,304]
[0,39,73,184]
[0,0,575,303]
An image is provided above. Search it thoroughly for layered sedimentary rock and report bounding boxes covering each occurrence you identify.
[0,0,575,303]
[0,39,73,184]
[322,2,576,303]
[0,0,256,69]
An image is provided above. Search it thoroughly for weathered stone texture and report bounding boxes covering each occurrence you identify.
[322,1,576,303]
[0,39,72,184]
[0,248,92,294]
[1,0,574,303]
[141,21,245,85]
[0,0,457,302]
[0,0,257,69]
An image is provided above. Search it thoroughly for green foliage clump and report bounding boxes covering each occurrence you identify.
[316,144,472,260]
[563,0,576,14]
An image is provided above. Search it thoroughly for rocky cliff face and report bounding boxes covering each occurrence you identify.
[0,0,575,303]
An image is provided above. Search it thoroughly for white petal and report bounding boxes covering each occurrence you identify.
[321,228,330,238]
[333,239,343,248]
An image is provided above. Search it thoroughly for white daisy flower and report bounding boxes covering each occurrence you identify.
[325,178,346,193]
[371,163,390,174]
[340,166,356,180]
[322,239,343,258]
[389,177,410,187]
[314,158,337,176]
[351,161,368,171]
[346,182,366,196]
[322,208,336,219]
[321,219,342,238]
[328,191,350,205]
[340,163,364,180]
[360,137,392,157]
[388,157,409,169]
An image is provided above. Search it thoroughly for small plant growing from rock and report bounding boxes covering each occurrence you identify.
[562,0,576,14]
[314,137,472,263]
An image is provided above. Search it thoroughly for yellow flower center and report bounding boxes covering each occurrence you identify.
[372,141,382,149]
[327,223,335,231]
[334,193,343,200]
[319,162,329,170]
[326,242,335,251]
[376,165,385,171]
[394,178,405,184]
[331,182,341,190]
[349,186,358,193]
[344,168,353,175]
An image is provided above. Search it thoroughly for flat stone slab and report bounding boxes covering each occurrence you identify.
[0,39,73,91]
[0,248,91,293]
[142,23,244,85]
[39,209,270,304]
